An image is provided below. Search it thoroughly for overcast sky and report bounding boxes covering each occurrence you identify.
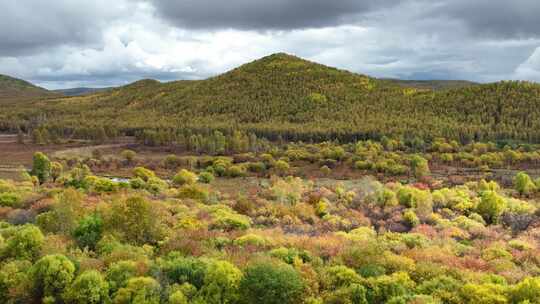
[1,0,540,89]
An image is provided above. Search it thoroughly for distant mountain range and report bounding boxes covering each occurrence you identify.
[53,87,113,96]
[1,53,539,143]
[0,74,58,101]
[0,74,113,100]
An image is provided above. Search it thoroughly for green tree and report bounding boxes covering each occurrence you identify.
[366,272,415,303]
[403,209,420,228]
[274,160,290,176]
[226,165,246,178]
[198,171,215,184]
[63,270,110,304]
[0,260,33,303]
[514,171,537,196]
[36,189,83,234]
[239,261,304,304]
[3,224,44,261]
[410,155,430,179]
[212,130,227,155]
[73,214,103,251]
[173,169,198,186]
[132,167,155,182]
[106,261,138,294]
[322,265,362,290]
[169,291,188,304]
[113,277,160,304]
[417,275,462,304]
[55,189,84,234]
[160,255,207,289]
[30,254,76,301]
[477,190,507,224]
[107,196,164,245]
[50,162,63,182]
[31,152,51,184]
[200,260,242,304]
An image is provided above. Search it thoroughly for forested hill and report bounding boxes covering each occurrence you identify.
[2,53,540,143]
[0,74,59,100]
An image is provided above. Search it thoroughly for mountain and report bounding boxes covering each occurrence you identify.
[0,74,58,101]
[2,53,540,143]
[54,87,113,96]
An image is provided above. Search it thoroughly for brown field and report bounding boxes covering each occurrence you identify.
[0,135,87,166]
[0,134,133,179]
[2,133,539,188]
[0,135,137,165]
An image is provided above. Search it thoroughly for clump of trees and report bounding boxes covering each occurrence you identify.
[514,171,538,197]
[30,152,51,184]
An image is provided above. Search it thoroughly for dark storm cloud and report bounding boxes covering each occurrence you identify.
[431,0,540,38]
[148,0,402,30]
[0,1,124,56]
[2,0,540,89]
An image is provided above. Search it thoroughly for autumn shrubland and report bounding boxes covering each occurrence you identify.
[1,53,540,303]
[0,133,539,303]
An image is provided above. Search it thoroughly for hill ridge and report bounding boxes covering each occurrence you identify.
[0,74,54,100]
[2,53,540,144]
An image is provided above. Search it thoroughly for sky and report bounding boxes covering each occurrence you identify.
[1,0,540,89]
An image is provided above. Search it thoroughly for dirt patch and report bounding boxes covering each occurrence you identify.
[0,141,76,166]
[0,134,135,166]
[52,144,130,159]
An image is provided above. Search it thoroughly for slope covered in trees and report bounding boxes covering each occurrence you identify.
[2,53,540,144]
[0,74,58,102]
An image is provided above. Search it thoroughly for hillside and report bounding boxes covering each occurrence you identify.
[54,87,113,96]
[0,74,58,101]
[2,53,540,143]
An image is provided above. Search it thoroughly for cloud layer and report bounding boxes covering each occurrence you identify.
[0,0,129,56]
[149,0,401,30]
[433,0,540,38]
[0,0,539,89]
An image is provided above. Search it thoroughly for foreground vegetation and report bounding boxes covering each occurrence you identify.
[0,138,539,303]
